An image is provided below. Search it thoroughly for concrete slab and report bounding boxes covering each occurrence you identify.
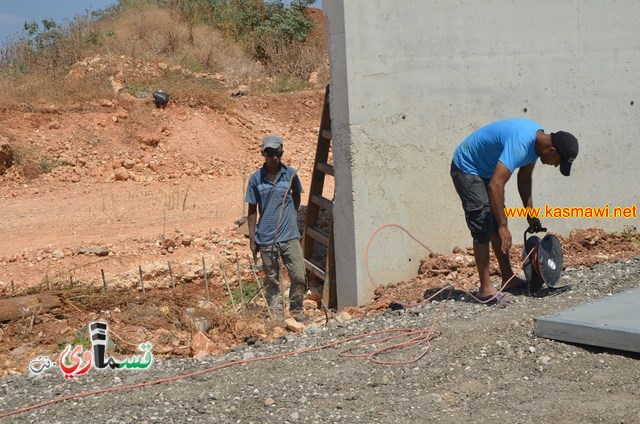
[535,287,640,353]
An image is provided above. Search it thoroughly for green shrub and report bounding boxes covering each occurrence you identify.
[228,279,260,309]
[179,53,204,72]
[38,157,57,174]
[272,74,307,93]
[208,0,317,80]
[1,13,103,77]
[85,28,116,47]
[0,0,324,108]
[621,225,637,240]
[127,82,151,98]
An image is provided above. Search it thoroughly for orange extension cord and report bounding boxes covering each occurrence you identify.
[366,223,534,307]
[0,223,538,419]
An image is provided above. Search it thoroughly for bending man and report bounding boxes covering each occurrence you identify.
[450,118,579,303]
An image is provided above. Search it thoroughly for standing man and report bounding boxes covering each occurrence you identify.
[450,118,579,303]
[246,135,307,312]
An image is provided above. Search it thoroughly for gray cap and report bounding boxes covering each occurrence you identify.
[261,135,283,151]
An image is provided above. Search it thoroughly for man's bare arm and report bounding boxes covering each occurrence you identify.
[247,203,258,256]
[488,162,513,228]
[293,192,301,211]
[517,163,542,231]
[488,161,513,252]
[517,163,535,208]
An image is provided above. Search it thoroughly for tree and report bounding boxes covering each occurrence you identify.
[170,0,215,46]
[23,19,63,50]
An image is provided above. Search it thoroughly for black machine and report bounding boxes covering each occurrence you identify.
[521,227,567,290]
[152,90,170,108]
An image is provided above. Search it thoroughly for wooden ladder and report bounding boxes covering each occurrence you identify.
[302,85,336,309]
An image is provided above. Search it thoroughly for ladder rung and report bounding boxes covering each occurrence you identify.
[321,129,332,140]
[306,226,330,246]
[310,194,333,211]
[305,259,326,280]
[316,162,334,176]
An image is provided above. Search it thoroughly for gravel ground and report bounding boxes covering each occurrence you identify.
[1,258,640,423]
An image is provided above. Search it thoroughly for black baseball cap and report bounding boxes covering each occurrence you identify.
[551,131,579,176]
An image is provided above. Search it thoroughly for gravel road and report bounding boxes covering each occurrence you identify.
[1,258,639,423]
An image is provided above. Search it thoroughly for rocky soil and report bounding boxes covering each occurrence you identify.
[0,258,639,423]
[0,20,639,420]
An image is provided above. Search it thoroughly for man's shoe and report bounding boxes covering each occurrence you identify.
[293,313,310,323]
[266,296,283,310]
[290,308,310,323]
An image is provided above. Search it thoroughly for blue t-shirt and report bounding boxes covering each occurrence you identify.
[452,118,541,179]
[245,164,303,246]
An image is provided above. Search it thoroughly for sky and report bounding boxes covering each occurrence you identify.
[0,0,118,47]
[0,0,323,49]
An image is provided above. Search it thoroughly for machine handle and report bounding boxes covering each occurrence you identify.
[523,226,547,245]
[526,226,547,234]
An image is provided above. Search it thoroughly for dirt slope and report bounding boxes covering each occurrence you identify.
[0,80,332,372]
[0,89,325,287]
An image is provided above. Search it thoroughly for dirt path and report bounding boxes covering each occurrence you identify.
[0,89,327,292]
[0,179,243,257]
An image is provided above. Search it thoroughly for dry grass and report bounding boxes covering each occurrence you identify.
[87,4,265,86]
[260,35,326,86]
[0,281,276,359]
[2,136,55,180]
[100,5,265,90]
[94,5,191,59]
[0,70,116,109]
[0,4,256,110]
[0,2,326,109]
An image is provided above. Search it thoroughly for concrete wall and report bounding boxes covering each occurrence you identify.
[324,0,640,308]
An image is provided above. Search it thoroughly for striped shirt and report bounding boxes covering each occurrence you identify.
[245,164,303,246]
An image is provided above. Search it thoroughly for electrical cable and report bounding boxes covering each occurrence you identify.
[0,219,541,418]
[0,330,405,419]
[366,223,537,307]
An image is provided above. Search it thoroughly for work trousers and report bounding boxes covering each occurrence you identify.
[259,239,307,310]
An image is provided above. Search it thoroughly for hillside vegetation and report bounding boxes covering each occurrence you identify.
[0,0,328,110]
